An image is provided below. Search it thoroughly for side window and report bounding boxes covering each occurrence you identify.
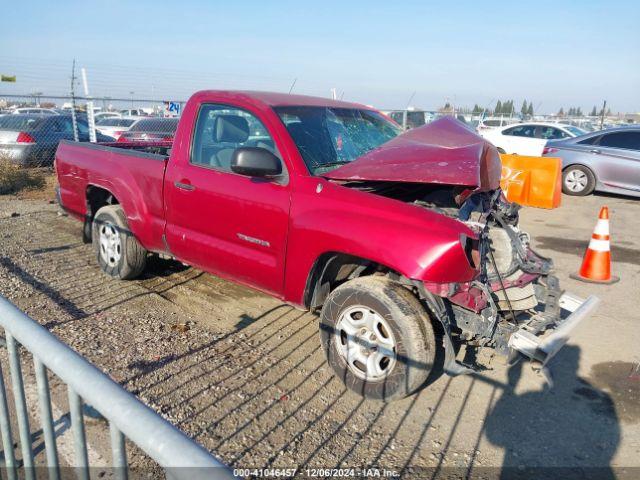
[504,125,534,137]
[578,135,600,145]
[538,127,566,140]
[598,132,640,151]
[191,104,279,171]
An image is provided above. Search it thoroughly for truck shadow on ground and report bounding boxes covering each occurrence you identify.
[482,346,620,480]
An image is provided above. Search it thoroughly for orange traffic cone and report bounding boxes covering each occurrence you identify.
[570,206,619,284]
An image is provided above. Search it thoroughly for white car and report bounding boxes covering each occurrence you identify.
[480,122,586,156]
[94,117,141,140]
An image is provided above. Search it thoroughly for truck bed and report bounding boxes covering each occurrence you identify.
[55,140,169,252]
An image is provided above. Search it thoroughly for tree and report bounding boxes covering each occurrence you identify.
[606,108,612,116]
[558,107,565,116]
[576,107,583,117]
[493,99,516,115]
[590,106,597,116]
[520,100,528,116]
[527,103,534,116]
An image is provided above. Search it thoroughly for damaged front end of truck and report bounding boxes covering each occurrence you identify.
[412,188,600,384]
[325,117,599,383]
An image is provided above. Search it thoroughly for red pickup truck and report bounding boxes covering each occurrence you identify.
[55,91,598,400]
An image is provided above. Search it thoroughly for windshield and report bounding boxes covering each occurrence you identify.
[275,106,401,175]
[564,125,587,136]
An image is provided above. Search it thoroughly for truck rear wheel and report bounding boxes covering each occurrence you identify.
[319,276,435,401]
[92,205,147,280]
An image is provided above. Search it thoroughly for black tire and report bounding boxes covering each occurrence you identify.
[319,276,435,401]
[562,165,596,196]
[92,205,147,279]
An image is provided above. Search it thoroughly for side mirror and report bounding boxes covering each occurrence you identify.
[231,147,282,177]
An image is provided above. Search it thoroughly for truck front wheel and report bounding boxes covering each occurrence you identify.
[92,205,147,280]
[319,276,435,401]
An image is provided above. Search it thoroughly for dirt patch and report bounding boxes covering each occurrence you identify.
[534,236,640,266]
[15,171,58,201]
[584,361,640,424]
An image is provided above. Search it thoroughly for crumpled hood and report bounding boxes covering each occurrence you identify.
[324,116,502,191]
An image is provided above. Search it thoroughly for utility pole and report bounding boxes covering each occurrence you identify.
[70,60,79,142]
[81,68,97,142]
[600,100,607,130]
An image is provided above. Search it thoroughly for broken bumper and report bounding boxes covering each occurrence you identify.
[507,293,600,385]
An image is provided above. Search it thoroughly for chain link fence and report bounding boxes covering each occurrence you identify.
[1,92,634,168]
[0,94,183,168]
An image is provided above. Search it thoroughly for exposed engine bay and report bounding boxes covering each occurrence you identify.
[339,180,599,382]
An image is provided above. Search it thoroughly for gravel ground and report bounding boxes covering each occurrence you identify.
[0,185,638,479]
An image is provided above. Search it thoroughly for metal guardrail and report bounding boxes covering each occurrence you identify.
[0,295,234,480]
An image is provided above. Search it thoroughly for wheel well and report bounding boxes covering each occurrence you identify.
[563,163,594,174]
[303,253,395,310]
[83,185,119,243]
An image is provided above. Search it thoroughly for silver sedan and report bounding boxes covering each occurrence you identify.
[543,127,640,197]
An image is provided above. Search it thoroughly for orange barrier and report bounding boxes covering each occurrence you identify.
[499,154,562,209]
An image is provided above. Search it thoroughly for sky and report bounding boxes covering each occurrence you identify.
[0,0,638,113]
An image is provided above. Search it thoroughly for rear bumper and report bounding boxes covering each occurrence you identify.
[508,293,600,384]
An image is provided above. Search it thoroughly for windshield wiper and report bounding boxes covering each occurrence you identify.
[312,161,351,174]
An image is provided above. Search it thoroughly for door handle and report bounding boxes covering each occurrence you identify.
[590,149,601,154]
[174,181,195,191]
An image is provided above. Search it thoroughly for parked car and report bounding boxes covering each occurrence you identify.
[480,122,586,156]
[0,114,113,166]
[95,117,140,140]
[543,127,640,197]
[11,107,58,116]
[55,91,597,401]
[386,109,430,130]
[116,117,179,143]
